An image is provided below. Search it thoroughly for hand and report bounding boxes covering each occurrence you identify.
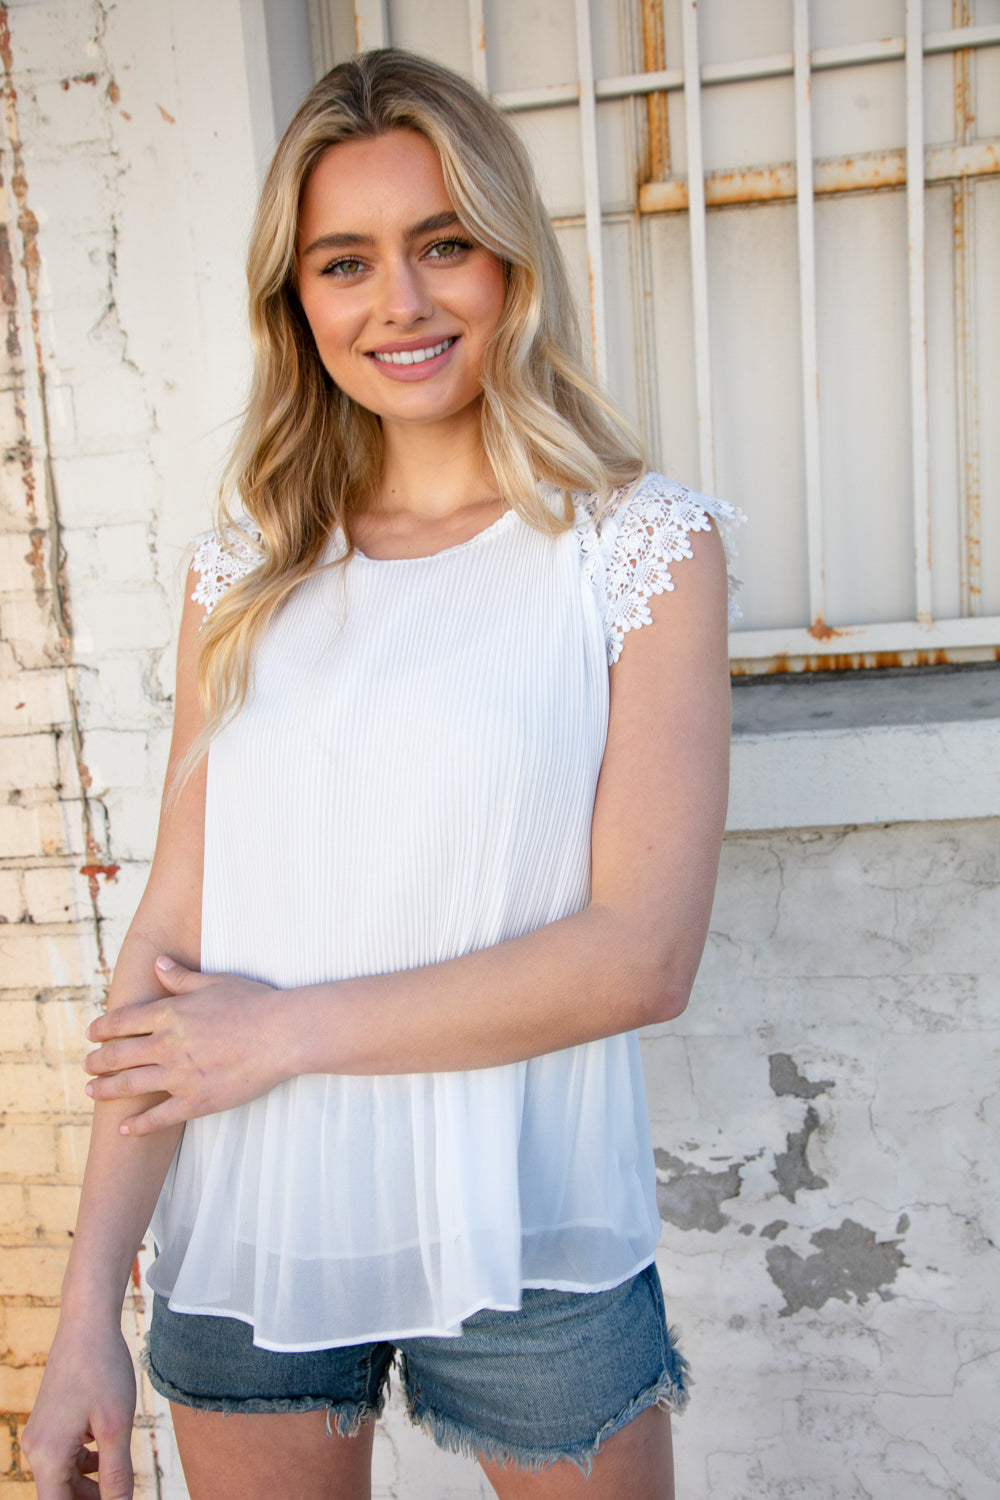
[84,957,289,1135]
[22,1322,136,1499]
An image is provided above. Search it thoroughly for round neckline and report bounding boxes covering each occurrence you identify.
[348,505,520,564]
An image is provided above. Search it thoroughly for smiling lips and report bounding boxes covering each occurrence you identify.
[370,336,457,367]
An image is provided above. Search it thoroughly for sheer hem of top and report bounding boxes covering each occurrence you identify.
[190,518,263,617]
[575,472,745,665]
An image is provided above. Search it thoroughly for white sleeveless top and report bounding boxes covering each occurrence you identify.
[147,473,742,1351]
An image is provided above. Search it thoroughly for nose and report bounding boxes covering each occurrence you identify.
[379,255,433,327]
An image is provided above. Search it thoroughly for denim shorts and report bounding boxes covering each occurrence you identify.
[145,1262,690,1473]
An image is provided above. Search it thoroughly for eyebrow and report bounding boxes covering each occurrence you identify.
[300,211,463,258]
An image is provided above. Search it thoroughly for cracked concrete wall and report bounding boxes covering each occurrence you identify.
[645,819,1000,1500]
[1,4,999,1499]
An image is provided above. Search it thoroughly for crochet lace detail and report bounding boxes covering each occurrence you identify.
[190,520,263,616]
[576,473,745,666]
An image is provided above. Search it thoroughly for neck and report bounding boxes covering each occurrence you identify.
[374,406,498,518]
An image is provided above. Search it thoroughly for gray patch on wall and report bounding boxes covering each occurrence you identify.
[773,1105,828,1202]
[654,1148,742,1232]
[769,1052,834,1099]
[766,1218,906,1317]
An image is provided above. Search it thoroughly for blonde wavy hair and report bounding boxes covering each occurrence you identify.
[197,47,644,738]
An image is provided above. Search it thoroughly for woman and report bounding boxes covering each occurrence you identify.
[24,48,740,1500]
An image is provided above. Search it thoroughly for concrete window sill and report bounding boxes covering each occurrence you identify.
[728,663,1000,831]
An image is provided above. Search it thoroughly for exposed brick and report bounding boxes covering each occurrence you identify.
[0,1061,85,1117]
[0,1248,66,1301]
[0,531,51,595]
[39,996,97,1058]
[0,872,26,924]
[0,1305,60,1365]
[0,388,22,451]
[0,733,60,795]
[0,1002,41,1057]
[0,452,42,528]
[0,926,99,989]
[0,1123,58,1181]
[0,1187,26,1236]
[0,1424,13,1474]
[0,597,62,669]
[0,1363,45,1412]
[22,866,93,925]
[0,800,89,860]
[55,1122,92,1182]
[24,1184,80,1240]
[0,672,72,733]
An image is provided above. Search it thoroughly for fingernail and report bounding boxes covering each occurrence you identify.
[155,955,176,971]
[85,1082,94,1097]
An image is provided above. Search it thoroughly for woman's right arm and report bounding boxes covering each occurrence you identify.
[22,572,208,1500]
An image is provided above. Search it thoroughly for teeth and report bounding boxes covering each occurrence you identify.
[373,338,455,366]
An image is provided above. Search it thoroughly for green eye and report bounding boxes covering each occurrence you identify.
[324,257,365,277]
[426,238,475,260]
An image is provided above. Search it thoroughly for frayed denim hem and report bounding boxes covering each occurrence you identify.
[139,1337,385,1433]
[405,1345,691,1478]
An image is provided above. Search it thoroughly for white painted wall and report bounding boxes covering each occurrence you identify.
[1,2,998,1496]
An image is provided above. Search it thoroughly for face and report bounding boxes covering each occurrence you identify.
[295,129,507,434]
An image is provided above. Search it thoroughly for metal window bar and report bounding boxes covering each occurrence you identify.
[469,0,489,92]
[491,10,1000,670]
[792,0,825,633]
[354,0,387,52]
[681,0,715,493]
[573,0,609,386]
[907,0,933,626]
[954,0,981,617]
[316,3,1000,671]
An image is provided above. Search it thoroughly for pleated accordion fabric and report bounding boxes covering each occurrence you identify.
[147,474,741,1350]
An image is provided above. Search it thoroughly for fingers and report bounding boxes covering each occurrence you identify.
[86,959,211,1046]
[153,954,203,991]
[85,1065,166,1101]
[97,1437,134,1500]
[118,1096,189,1137]
[86,1003,158,1047]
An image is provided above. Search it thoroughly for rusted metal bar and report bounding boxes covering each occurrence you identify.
[573,0,608,386]
[493,25,1000,113]
[637,139,999,212]
[681,0,714,492]
[354,0,388,52]
[954,0,981,616]
[641,0,670,179]
[793,0,825,630]
[468,0,488,92]
[729,614,1000,672]
[906,0,933,625]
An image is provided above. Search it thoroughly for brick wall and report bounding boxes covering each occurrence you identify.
[0,3,209,1490]
[1,14,99,1486]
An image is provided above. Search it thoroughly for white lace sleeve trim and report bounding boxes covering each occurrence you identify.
[190,519,263,617]
[576,472,745,666]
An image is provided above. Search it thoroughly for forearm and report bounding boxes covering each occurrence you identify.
[61,933,186,1321]
[287,892,710,1079]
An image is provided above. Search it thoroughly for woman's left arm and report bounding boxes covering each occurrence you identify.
[87,524,732,1133]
